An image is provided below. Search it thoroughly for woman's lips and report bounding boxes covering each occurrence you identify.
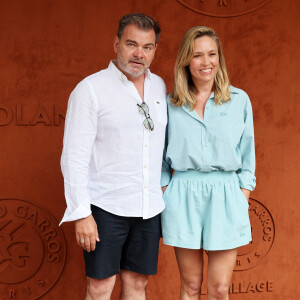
[200,68,212,74]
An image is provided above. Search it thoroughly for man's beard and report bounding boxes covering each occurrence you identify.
[117,53,147,77]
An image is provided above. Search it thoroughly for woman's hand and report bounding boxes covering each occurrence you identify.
[162,186,168,194]
[241,188,250,200]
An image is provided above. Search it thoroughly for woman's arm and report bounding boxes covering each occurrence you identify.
[236,93,256,191]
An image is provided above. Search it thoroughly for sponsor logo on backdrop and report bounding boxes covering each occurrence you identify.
[0,104,65,126]
[235,198,275,271]
[0,199,66,299]
[201,279,274,295]
[176,0,272,17]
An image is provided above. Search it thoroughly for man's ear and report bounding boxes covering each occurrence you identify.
[113,36,119,54]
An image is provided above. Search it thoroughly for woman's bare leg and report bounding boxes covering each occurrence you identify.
[206,249,238,300]
[174,247,204,300]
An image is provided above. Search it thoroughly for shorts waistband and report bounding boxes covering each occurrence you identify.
[172,170,237,181]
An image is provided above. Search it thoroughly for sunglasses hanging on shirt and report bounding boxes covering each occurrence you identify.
[137,102,154,131]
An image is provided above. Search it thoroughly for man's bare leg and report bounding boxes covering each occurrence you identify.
[119,270,148,300]
[85,275,116,300]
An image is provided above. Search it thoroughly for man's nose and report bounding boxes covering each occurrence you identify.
[133,47,143,58]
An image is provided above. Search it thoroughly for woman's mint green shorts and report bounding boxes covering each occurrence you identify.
[162,171,252,250]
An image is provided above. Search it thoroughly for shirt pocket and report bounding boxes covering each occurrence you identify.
[207,115,245,146]
[153,99,167,125]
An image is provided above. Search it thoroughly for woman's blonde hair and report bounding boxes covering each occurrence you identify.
[171,26,230,108]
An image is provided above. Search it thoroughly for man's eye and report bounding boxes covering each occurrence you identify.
[127,43,135,47]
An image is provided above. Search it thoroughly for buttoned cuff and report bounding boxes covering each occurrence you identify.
[237,172,256,191]
[59,204,92,225]
[161,171,172,187]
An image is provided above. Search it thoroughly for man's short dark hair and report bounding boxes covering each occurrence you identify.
[117,13,161,44]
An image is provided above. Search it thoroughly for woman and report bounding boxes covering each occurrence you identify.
[161,26,256,300]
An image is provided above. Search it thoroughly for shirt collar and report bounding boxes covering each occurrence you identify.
[229,86,240,94]
[108,60,151,83]
[209,91,215,100]
[208,86,240,101]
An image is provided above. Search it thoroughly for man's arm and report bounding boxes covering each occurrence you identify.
[75,215,100,252]
[61,80,100,251]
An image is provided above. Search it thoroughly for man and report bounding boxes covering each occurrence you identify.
[60,13,167,300]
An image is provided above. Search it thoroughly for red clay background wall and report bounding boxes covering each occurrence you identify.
[0,0,299,299]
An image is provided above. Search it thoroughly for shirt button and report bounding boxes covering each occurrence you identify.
[144,186,147,189]
[144,144,148,148]
[144,165,147,168]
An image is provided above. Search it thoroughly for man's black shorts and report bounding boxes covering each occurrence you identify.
[83,205,161,279]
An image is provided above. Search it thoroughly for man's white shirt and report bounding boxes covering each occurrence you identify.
[60,61,167,224]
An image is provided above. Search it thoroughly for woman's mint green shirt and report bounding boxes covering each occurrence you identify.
[161,86,256,191]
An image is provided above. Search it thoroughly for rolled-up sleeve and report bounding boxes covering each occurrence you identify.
[161,159,172,187]
[236,95,256,191]
[161,124,173,187]
[60,80,99,225]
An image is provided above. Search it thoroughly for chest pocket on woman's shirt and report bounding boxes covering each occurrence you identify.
[207,113,245,146]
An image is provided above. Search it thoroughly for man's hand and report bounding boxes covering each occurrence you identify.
[75,215,100,252]
[241,188,250,200]
[161,186,168,194]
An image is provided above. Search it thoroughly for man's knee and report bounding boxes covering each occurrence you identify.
[120,270,148,291]
[86,276,116,297]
